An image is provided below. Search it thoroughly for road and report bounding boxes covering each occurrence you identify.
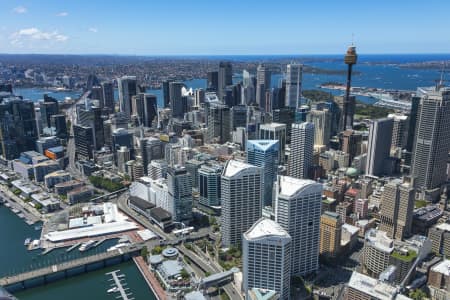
[116,194,242,299]
[178,245,242,300]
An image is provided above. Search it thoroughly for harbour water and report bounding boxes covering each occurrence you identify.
[13,55,450,108]
[0,206,156,299]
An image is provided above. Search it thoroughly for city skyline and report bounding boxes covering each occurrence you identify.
[1,0,450,55]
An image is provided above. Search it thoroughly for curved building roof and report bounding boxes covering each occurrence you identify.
[222,159,261,178]
[244,217,291,241]
[276,175,322,199]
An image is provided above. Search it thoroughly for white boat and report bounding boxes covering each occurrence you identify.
[79,240,96,252]
[107,287,119,293]
[24,238,31,246]
[107,242,130,252]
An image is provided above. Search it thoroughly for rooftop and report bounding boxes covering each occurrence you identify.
[348,271,399,300]
[365,229,394,254]
[247,140,279,152]
[222,159,260,178]
[431,259,450,276]
[277,175,322,199]
[391,249,417,263]
[435,222,450,232]
[244,218,290,240]
[260,122,286,130]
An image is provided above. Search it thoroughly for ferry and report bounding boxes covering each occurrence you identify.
[79,240,96,252]
[24,238,31,246]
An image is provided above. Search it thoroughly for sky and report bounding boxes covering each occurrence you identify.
[1,0,449,55]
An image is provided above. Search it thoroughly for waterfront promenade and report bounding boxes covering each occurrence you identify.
[133,256,166,300]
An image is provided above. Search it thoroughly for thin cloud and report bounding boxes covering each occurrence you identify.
[88,27,98,33]
[56,12,68,17]
[10,28,68,45]
[13,6,27,14]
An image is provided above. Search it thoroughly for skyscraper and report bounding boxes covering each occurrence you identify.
[259,123,286,164]
[242,69,256,105]
[256,64,271,111]
[221,160,262,247]
[198,164,222,207]
[118,76,137,119]
[77,105,105,150]
[343,46,357,130]
[162,80,172,108]
[40,95,59,129]
[73,124,94,160]
[320,211,342,259]
[288,122,314,179]
[50,114,67,140]
[275,175,323,276]
[272,107,295,144]
[0,99,38,159]
[307,109,332,147]
[243,218,291,299]
[379,179,415,240]
[218,61,232,100]
[231,104,247,130]
[411,88,450,193]
[247,140,279,207]
[285,63,302,108]
[132,93,157,127]
[388,113,409,151]
[169,82,186,118]
[101,81,115,113]
[167,166,193,222]
[206,103,231,144]
[207,71,219,92]
[365,118,393,176]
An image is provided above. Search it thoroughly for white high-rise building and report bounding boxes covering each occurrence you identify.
[307,109,331,147]
[243,218,291,299]
[365,118,393,176]
[275,175,323,276]
[288,122,314,179]
[221,160,262,247]
[285,64,303,108]
[412,87,450,192]
[256,64,271,111]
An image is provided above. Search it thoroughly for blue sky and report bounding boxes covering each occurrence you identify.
[1,0,449,55]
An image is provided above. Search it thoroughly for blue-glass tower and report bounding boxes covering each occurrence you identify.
[246,140,279,207]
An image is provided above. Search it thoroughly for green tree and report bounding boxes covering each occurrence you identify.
[140,246,149,262]
[151,246,163,255]
[409,289,427,300]
[180,268,190,280]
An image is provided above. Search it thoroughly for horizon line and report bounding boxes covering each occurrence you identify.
[1,52,450,57]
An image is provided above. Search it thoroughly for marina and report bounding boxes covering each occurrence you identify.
[0,203,158,299]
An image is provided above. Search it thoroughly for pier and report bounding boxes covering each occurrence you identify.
[0,244,143,293]
[106,270,134,300]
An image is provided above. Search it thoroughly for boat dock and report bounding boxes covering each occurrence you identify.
[0,190,40,225]
[94,238,106,247]
[106,270,134,300]
[66,242,81,253]
[41,248,55,255]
